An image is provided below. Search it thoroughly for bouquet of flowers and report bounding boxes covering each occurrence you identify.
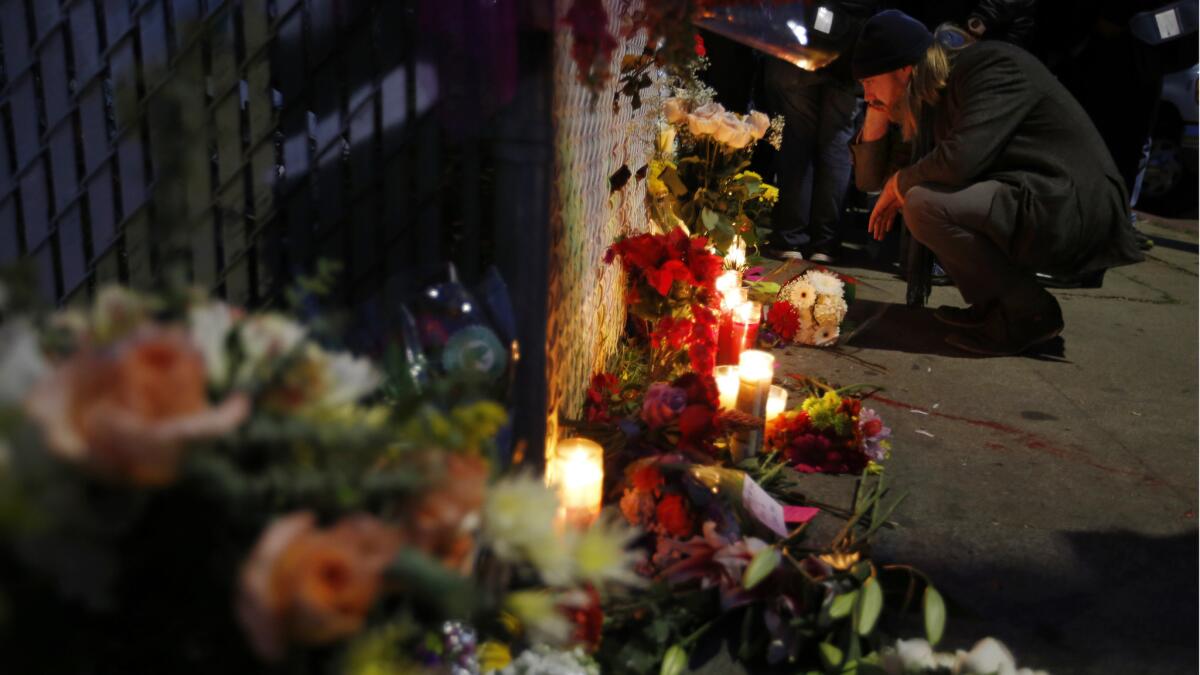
[765,388,892,475]
[0,280,643,673]
[648,97,782,257]
[605,227,724,379]
[767,268,855,347]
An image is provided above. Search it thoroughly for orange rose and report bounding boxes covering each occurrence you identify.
[237,512,402,661]
[403,453,487,572]
[24,328,249,485]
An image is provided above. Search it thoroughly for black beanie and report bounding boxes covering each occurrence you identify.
[851,10,934,80]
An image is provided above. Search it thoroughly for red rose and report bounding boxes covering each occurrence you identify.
[631,464,665,493]
[655,493,695,538]
[694,33,707,58]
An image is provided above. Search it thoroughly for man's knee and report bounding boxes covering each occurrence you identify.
[901,185,944,243]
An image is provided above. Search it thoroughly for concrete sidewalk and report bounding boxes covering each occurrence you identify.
[771,218,1198,674]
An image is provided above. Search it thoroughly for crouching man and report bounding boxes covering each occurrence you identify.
[849,10,1143,355]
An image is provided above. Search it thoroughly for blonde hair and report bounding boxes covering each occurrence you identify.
[898,40,952,140]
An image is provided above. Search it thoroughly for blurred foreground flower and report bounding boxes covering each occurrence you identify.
[237,511,402,661]
[24,328,249,485]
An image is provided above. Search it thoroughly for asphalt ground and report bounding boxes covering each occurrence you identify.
[764,213,1199,674]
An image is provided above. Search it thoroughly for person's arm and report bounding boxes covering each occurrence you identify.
[850,105,895,192]
[894,49,1039,196]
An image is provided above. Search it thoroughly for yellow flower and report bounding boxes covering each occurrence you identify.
[482,474,572,582]
[504,590,572,645]
[574,512,645,590]
[478,641,513,672]
[761,183,779,202]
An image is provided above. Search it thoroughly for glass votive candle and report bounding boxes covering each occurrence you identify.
[545,437,605,529]
[732,300,762,352]
[714,365,740,410]
[765,385,788,421]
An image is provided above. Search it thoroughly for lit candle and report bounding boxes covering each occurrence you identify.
[545,437,605,528]
[733,350,775,460]
[765,385,788,421]
[716,288,749,365]
[731,300,762,353]
[714,365,740,410]
[716,270,740,301]
[725,237,746,268]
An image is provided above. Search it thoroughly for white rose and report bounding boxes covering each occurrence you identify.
[748,111,770,139]
[956,637,1017,675]
[687,102,724,137]
[663,98,688,124]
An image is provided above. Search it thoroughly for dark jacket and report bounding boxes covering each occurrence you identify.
[851,41,1143,274]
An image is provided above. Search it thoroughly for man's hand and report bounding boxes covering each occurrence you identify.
[868,173,905,241]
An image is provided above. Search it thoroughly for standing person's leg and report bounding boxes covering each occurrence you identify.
[764,60,821,250]
[902,182,1064,355]
[807,80,860,261]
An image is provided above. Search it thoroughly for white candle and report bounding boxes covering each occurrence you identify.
[726,237,746,268]
[765,385,788,421]
[733,350,775,461]
[714,365,740,410]
[738,350,775,384]
[546,437,604,528]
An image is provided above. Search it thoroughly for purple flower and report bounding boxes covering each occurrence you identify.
[641,383,687,427]
[858,407,892,461]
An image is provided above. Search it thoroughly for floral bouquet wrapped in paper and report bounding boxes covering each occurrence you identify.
[767,268,856,347]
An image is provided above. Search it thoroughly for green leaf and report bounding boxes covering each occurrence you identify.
[924,586,946,646]
[660,644,688,675]
[818,641,845,671]
[855,578,883,636]
[662,167,689,196]
[830,590,858,619]
[743,546,782,590]
[701,208,720,231]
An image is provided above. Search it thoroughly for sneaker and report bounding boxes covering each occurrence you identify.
[945,296,1064,356]
[933,302,994,328]
[808,251,835,264]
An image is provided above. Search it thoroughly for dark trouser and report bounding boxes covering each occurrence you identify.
[765,61,859,250]
[902,182,1048,310]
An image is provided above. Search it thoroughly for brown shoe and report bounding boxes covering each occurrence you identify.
[945,296,1063,356]
[933,302,995,329]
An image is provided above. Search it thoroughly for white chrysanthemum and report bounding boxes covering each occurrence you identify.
[498,643,600,675]
[803,270,844,297]
[483,474,562,564]
[784,280,816,309]
[188,302,234,387]
[814,324,840,347]
[794,324,818,346]
[0,318,47,406]
[813,294,848,327]
[573,512,646,590]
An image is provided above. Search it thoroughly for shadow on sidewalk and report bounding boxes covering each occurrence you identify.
[878,529,1199,674]
[844,299,1070,362]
